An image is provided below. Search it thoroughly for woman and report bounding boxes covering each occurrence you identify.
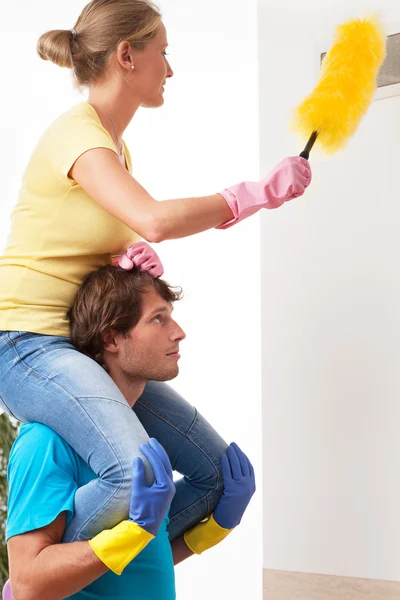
[0,0,311,544]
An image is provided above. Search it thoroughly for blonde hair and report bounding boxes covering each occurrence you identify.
[37,0,161,88]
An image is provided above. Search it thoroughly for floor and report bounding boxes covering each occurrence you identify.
[264,569,400,600]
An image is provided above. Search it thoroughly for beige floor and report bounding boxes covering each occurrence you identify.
[264,569,400,600]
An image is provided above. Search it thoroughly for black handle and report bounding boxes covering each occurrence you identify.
[300,131,318,160]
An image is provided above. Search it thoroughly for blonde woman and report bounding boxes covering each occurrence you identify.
[0,0,311,549]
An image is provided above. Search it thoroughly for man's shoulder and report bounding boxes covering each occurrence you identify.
[6,423,80,542]
[15,422,68,447]
[11,422,79,471]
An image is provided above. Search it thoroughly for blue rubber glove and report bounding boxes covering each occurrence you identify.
[129,438,176,536]
[213,442,256,530]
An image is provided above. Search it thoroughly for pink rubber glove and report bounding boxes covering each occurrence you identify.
[216,156,312,229]
[2,580,13,600]
[116,242,164,278]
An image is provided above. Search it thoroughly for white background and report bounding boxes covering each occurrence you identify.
[259,0,400,583]
[0,1,262,598]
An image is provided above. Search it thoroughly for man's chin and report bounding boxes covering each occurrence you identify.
[151,367,179,382]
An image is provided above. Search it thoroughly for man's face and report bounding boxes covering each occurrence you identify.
[116,286,186,383]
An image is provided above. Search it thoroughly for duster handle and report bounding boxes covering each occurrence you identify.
[300,131,318,160]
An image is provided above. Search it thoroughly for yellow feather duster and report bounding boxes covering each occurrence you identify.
[293,17,387,158]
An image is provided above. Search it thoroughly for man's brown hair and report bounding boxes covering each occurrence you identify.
[69,265,182,367]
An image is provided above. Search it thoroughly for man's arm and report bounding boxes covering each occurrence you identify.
[8,438,175,600]
[171,536,194,565]
[174,443,256,561]
[8,512,108,600]
[8,513,193,600]
[169,443,256,569]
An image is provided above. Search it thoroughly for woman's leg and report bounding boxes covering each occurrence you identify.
[0,331,153,542]
[134,381,228,540]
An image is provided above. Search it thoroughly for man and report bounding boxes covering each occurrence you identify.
[4,265,255,600]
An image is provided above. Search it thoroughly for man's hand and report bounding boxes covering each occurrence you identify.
[89,438,176,575]
[182,442,255,555]
[129,438,176,536]
[214,442,256,529]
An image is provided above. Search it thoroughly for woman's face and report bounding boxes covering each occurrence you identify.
[131,22,173,108]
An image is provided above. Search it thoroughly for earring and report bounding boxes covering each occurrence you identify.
[131,65,135,70]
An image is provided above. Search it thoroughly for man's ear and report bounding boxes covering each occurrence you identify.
[102,329,120,354]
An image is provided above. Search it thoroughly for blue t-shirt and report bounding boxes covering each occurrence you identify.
[6,423,175,600]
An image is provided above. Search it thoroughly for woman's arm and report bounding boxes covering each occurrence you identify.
[69,148,233,242]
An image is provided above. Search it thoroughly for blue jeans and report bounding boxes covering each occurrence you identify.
[0,331,227,542]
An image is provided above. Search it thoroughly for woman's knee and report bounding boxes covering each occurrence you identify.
[99,447,155,500]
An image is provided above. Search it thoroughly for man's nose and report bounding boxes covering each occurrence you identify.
[171,320,186,341]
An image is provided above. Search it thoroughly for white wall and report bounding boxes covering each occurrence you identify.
[0,1,262,598]
[259,0,400,582]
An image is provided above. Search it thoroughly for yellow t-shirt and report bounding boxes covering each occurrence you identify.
[0,102,139,336]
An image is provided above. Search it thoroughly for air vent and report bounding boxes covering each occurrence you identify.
[320,31,400,100]
[377,33,400,87]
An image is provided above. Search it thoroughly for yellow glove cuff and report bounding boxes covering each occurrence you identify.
[183,513,233,555]
[89,520,154,575]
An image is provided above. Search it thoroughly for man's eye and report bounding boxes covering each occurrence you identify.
[152,316,162,323]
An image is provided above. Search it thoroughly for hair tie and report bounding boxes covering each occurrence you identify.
[71,29,77,39]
